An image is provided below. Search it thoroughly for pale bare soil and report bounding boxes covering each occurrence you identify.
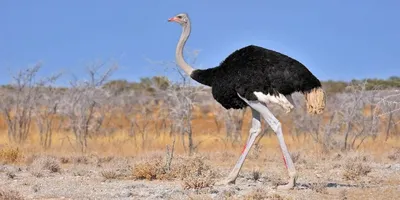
[0,149,400,200]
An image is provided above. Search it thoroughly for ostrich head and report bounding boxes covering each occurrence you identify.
[168,13,189,26]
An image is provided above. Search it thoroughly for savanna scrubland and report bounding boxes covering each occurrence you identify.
[0,63,399,200]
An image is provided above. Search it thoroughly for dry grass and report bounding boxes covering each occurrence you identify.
[0,146,23,164]
[132,157,167,180]
[0,109,399,199]
[0,146,398,199]
[59,156,71,164]
[342,160,372,181]
[0,110,399,159]
[132,155,215,189]
[174,156,216,189]
[244,188,288,200]
[101,169,119,180]
[181,175,214,190]
[72,155,90,165]
[251,168,262,181]
[29,156,61,177]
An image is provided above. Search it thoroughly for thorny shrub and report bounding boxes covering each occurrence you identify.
[29,156,61,177]
[73,155,90,164]
[174,156,216,189]
[251,168,261,181]
[132,158,167,181]
[132,156,216,189]
[342,160,372,181]
[101,169,119,180]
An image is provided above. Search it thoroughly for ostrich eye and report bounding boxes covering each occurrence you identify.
[176,16,182,19]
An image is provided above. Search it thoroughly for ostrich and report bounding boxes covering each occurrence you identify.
[167,13,326,189]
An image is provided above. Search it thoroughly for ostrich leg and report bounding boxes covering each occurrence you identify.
[238,94,297,190]
[216,108,261,185]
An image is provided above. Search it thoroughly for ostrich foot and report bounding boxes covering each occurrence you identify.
[277,176,296,190]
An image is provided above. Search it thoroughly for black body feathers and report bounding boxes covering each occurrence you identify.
[190,45,322,109]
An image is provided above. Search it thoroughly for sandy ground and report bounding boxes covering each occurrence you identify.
[0,151,400,200]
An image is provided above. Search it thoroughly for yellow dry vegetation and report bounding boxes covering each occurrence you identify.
[0,106,398,159]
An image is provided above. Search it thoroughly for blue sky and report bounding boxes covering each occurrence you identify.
[1,0,399,86]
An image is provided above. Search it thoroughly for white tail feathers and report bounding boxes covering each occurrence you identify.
[304,87,326,114]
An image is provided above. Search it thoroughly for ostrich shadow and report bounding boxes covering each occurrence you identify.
[295,182,373,190]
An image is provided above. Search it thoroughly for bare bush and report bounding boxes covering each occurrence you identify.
[59,62,117,152]
[29,156,61,177]
[214,106,246,143]
[0,64,60,144]
[149,49,208,156]
[132,95,155,149]
[339,83,380,150]
[251,168,261,181]
[101,169,119,180]
[293,82,383,152]
[166,79,204,155]
[34,85,62,149]
[182,175,214,190]
[374,90,400,140]
[72,155,90,165]
[132,155,215,189]
[175,156,215,180]
[177,156,215,189]
[132,157,168,180]
[292,93,341,150]
[117,77,171,147]
[342,159,371,181]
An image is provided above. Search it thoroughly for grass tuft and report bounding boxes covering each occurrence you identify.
[342,160,372,181]
[0,147,23,164]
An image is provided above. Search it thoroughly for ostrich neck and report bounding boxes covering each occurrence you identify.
[175,23,195,76]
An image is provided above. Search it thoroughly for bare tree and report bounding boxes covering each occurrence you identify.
[338,83,380,150]
[59,62,117,152]
[148,49,205,155]
[374,90,400,141]
[214,106,246,143]
[118,91,139,143]
[33,84,62,149]
[166,76,204,155]
[291,82,382,152]
[133,95,154,149]
[0,64,60,144]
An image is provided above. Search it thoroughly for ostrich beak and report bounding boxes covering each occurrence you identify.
[168,17,177,22]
